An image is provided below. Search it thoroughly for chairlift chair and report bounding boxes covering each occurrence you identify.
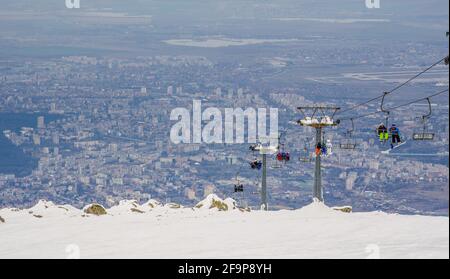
[299,149,313,163]
[234,184,244,193]
[339,119,357,150]
[233,174,244,192]
[276,144,291,162]
[273,134,290,168]
[299,138,313,162]
[339,141,357,150]
[376,92,393,144]
[413,98,435,141]
[233,173,246,209]
[272,152,283,169]
[250,160,262,170]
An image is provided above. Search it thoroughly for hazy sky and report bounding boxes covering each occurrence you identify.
[0,0,448,58]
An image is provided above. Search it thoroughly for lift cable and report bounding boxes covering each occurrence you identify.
[338,88,449,122]
[337,56,448,116]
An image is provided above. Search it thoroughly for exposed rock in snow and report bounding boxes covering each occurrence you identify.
[27,200,81,218]
[83,204,107,216]
[0,215,4,223]
[142,199,162,209]
[164,203,183,209]
[332,206,353,213]
[224,198,238,211]
[108,200,148,215]
[195,194,236,211]
[30,200,55,210]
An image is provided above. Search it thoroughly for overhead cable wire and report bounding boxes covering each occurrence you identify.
[337,56,448,116]
[338,88,449,122]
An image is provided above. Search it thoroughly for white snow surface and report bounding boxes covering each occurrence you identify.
[300,117,335,126]
[0,197,448,259]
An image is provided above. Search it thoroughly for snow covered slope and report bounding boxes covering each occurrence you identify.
[0,197,448,259]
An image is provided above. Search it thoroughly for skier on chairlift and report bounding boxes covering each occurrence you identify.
[389,124,402,149]
[276,152,283,161]
[377,123,389,143]
[326,139,333,156]
[277,151,290,162]
[276,141,290,163]
[321,143,327,156]
[285,152,290,161]
[315,142,322,156]
[250,159,262,170]
[249,144,258,152]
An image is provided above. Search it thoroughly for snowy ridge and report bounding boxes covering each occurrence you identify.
[295,200,340,216]
[108,200,148,215]
[0,196,448,259]
[0,194,240,219]
[26,200,81,218]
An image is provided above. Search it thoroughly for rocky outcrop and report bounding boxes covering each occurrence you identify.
[195,194,236,211]
[165,203,183,209]
[332,206,352,213]
[143,199,162,209]
[83,204,107,216]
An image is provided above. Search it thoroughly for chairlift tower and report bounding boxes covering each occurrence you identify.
[250,142,279,210]
[296,106,340,202]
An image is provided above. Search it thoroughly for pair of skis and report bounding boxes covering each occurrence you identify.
[381,140,407,154]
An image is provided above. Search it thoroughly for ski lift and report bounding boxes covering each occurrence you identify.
[249,144,259,153]
[272,132,290,168]
[318,131,330,156]
[315,142,323,156]
[252,174,261,195]
[234,174,244,193]
[272,157,282,169]
[413,98,435,141]
[234,184,244,193]
[380,92,407,150]
[298,137,313,163]
[375,92,391,143]
[445,33,449,65]
[276,144,291,162]
[377,110,390,136]
[233,173,246,208]
[339,118,357,150]
[299,147,313,163]
[250,159,262,170]
[381,92,391,127]
[272,151,286,169]
[326,139,333,155]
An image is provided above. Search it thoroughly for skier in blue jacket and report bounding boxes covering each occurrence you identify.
[389,124,401,149]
